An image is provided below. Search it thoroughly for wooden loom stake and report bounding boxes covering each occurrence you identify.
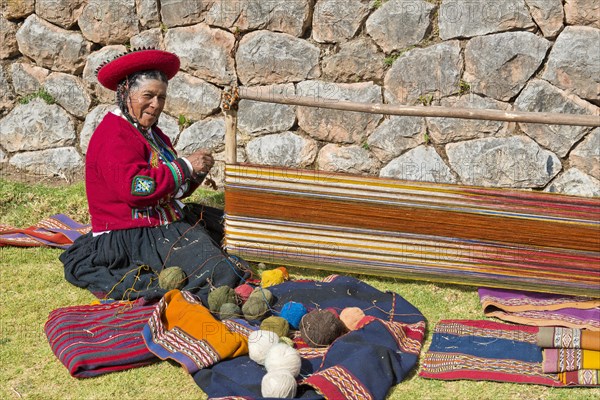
[224,109,237,165]
[223,85,240,165]
[238,89,600,127]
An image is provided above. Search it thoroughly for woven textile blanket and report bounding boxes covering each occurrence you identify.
[542,349,600,373]
[479,287,600,331]
[537,327,600,351]
[142,290,250,374]
[420,320,599,387]
[45,299,158,378]
[0,214,90,249]
[189,275,426,400]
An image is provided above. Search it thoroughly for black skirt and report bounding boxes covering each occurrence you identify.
[59,205,249,302]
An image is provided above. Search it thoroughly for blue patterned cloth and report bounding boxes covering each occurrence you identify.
[193,275,426,399]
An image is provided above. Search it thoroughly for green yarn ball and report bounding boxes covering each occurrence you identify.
[208,286,237,313]
[158,267,187,291]
[242,296,270,321]
[219,302,242,320]
[279,336,294,347]
[260,316,289,338]
[248,287,273,305]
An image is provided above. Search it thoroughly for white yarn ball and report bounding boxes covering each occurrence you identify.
[264,343,302,377]
[261,371,297,398]
[248,330,280,365]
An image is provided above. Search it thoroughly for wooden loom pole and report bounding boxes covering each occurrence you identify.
[238,88,600,127]
[224,109,237,164]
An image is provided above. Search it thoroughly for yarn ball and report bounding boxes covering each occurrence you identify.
[300,309,347,348]
[264,343,302,377]
[276,266,290,280]
[249,287,274,304]
[248,330,280,365]
[261,371,297,399]
[242,297,270,321]
[340,307,366,331]
[279,336,294,347]
[280,301,307,329]
[260,316,289,338]
[219,302,241,320]
[261,268,285,288]
[234,283,254,303]
[208,286,237,313]
[158,267,187,291]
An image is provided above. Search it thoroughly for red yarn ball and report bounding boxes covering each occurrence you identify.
[235,283,254,303]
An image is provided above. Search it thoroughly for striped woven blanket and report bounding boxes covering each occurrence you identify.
[193,275,426,399]
[45,299,157,378]
[420,320,599,387]
[0,214,90,249]
[479,287,600,331]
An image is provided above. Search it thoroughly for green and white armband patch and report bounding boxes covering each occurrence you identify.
[131,175,156,196]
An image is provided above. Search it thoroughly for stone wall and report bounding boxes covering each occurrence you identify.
[0,0,598,196]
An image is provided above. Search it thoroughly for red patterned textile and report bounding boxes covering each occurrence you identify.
[0,214,90,249]
[44,299,157,378]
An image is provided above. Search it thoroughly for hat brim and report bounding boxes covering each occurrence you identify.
[97,50,180,91]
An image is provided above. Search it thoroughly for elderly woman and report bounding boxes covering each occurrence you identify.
[60,49,248,301]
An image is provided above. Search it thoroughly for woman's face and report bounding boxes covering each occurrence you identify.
[127,78,168,128]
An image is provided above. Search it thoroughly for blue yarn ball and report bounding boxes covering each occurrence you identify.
[279,301,307,329]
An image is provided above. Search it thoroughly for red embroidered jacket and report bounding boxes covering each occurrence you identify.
[86,112,200,232]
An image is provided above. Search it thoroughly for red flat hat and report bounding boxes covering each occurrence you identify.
[96,49,180,91]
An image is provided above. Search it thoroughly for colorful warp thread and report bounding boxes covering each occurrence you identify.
[479,287,600,331]
[419,319,599,387]
[224,165,600,297]
[44,299,157,378]
[0,214,90,249]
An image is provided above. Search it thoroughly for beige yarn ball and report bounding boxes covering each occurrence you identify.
[340,307,366,330]
[248,330,279,365]
[261,371,297,398]
[264,343,301,377]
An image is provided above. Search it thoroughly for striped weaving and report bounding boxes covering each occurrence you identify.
[45,299,157,378]
[224,164,600,297]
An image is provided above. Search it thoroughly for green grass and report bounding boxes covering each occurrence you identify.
[0,179,597,399]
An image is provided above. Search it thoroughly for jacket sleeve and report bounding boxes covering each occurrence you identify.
[90,126,195,209]
[155,129,202,200]
[178,171,204,199]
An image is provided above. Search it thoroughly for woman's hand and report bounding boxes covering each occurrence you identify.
[186,149,214,175]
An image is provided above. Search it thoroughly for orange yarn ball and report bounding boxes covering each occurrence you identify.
[276,266,289,280]
[340,307,366,331]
